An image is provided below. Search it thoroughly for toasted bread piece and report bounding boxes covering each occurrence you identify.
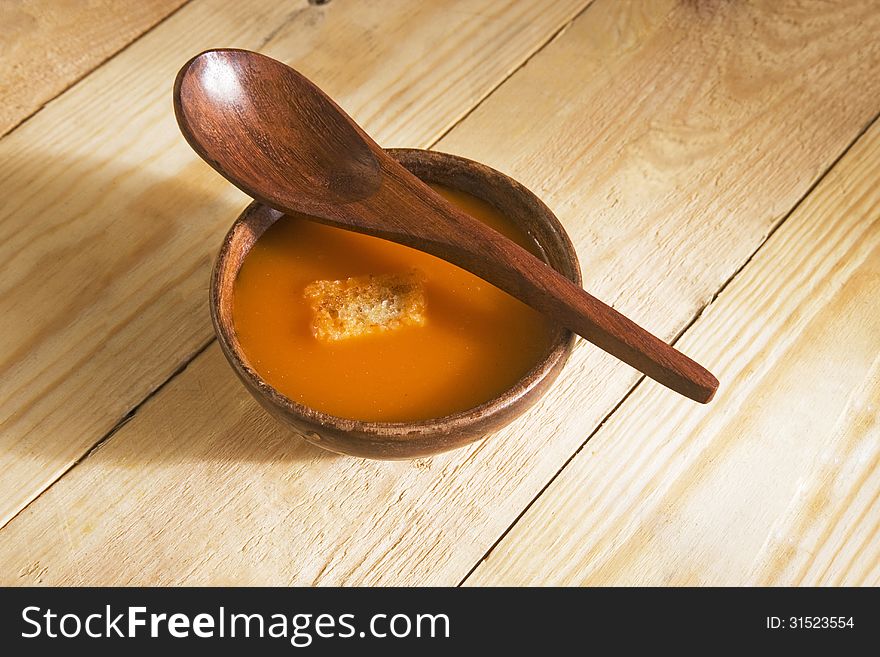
[303,270,427,342]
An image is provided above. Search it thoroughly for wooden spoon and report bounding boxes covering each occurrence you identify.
[174,49,719,403]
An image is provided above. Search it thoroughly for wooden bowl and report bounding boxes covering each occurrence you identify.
[210,149,581,459]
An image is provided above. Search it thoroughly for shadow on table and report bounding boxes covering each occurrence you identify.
[0,147,339,473]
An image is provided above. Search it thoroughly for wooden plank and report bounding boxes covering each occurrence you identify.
[466,119,880,587]
[0,0,188,136]
[3,0,880,585]
[0,0,589,528]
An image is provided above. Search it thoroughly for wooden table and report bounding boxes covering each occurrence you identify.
[1,0,878,586]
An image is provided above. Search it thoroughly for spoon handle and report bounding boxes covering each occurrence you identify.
[375,169,719,403]
[500,256,719,403]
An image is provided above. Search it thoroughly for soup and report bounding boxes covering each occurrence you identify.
[232,184,555,422]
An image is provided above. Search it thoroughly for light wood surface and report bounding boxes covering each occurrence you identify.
[466,119,880,586]
[0,0,188,136]
[0,0,588,528]
[1,0,878,586]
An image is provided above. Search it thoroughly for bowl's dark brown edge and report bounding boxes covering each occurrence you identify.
[211,148,582,459]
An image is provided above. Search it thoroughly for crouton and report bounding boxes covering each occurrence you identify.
[303,270,427,342]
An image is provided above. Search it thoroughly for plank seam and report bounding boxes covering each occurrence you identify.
[0,1,596,531]
[456,107,880,587]
[0,336,214,530]
[0,0,195,140]
[256,5,311,50]
[424,0,596,150]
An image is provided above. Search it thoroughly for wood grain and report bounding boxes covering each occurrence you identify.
[175,49,716,403]
[0,0,188,136]
[466,118,880,587]
[0,0,589,528]
[1,0,879,585]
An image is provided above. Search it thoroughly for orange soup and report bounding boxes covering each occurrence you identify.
[232,184,555,422]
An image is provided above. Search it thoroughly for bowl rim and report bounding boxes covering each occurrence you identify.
[210,148,582,442]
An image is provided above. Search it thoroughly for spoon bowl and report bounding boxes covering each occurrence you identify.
[176,49,381,208]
